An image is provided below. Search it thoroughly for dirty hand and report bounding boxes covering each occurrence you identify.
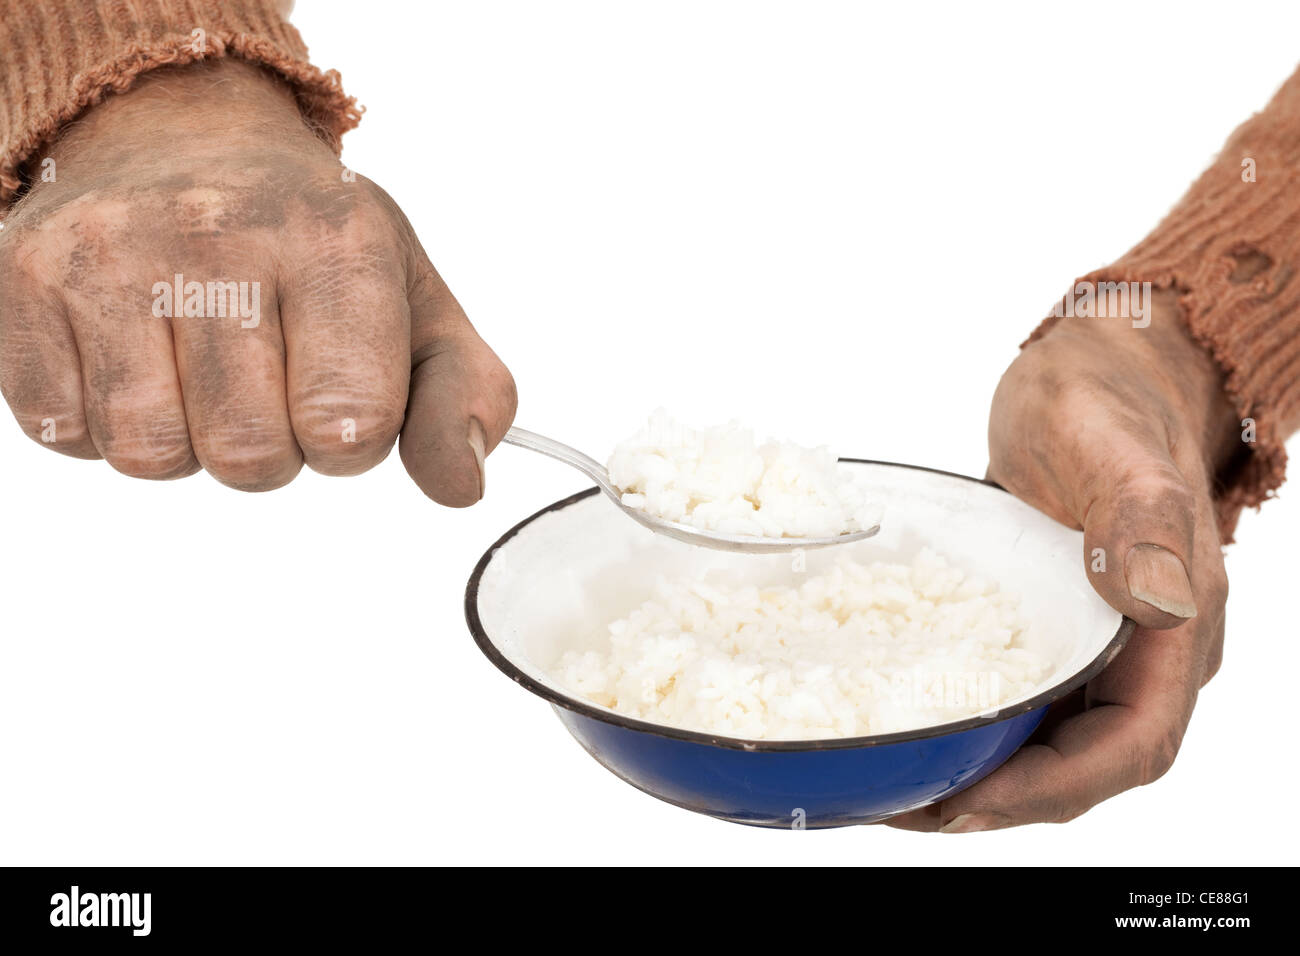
[891,290,1238,832]
[0,59,516,503]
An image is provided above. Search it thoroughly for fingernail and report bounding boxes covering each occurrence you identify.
[1125,544,1197,619]
[467,418,487,502]
[940,812,1010,834]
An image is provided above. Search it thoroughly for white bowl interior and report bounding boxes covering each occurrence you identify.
[474,462,1123,733]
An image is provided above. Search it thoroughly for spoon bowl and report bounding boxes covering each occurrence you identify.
[502,426,879,553]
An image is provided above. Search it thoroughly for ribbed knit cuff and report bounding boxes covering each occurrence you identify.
[0,0,362,206]
[1025,66,1300,542]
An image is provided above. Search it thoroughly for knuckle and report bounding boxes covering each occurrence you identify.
[294,393,405,471]
[95,407,196,479]
[38,190,129,244]
[1051,379,1101,428]
[310,177,404,246]
[11,408,93,449]
[1202,643,1224,685]
[1137,728,1183,786]
[0,339,97,456]
[1042,794,1075,824]
[199,432,300,491]
[488,361,519,420]
[1101,472,1198,547]
[0,368,51,418]
[5,192,133,292]
[0,237,59,289]
[348,203,405,253]
[1052,802,1092,825]
[103,440,198,479]
[167,185,237,237]
[0,355,75,423]
[356,175,397,212]
[0,235,32,279]
[1112,468,1195,513]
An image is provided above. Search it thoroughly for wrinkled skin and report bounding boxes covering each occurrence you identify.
[0,59,516,502]
[890,289,1240,832]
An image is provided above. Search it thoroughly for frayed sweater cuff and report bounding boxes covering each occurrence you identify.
[0,0,362,206]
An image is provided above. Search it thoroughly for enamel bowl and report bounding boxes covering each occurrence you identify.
[465,461,1133,829]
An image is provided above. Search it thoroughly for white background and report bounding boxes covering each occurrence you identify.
[2,0,1297,865]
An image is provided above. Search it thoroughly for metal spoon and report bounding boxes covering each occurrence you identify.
[502,426,880,553]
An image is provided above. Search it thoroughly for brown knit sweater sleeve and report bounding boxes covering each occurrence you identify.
[0,0,361,206]
[1026,65,1300,541]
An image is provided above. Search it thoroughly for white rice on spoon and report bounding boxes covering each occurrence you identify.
[607,409,879,538]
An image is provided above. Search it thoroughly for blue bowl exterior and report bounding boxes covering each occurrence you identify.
[555,703,1049,829]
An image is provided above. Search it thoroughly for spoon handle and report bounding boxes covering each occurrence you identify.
[503,426,620,496]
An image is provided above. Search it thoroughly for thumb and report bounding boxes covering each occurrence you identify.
[1081,447,1199,630]
[399,256,517,507]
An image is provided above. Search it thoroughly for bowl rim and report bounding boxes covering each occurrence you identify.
[464,459,1136,753]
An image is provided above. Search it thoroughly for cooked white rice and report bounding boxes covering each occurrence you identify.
[607,409,879,538]
[553,548,1050,739]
